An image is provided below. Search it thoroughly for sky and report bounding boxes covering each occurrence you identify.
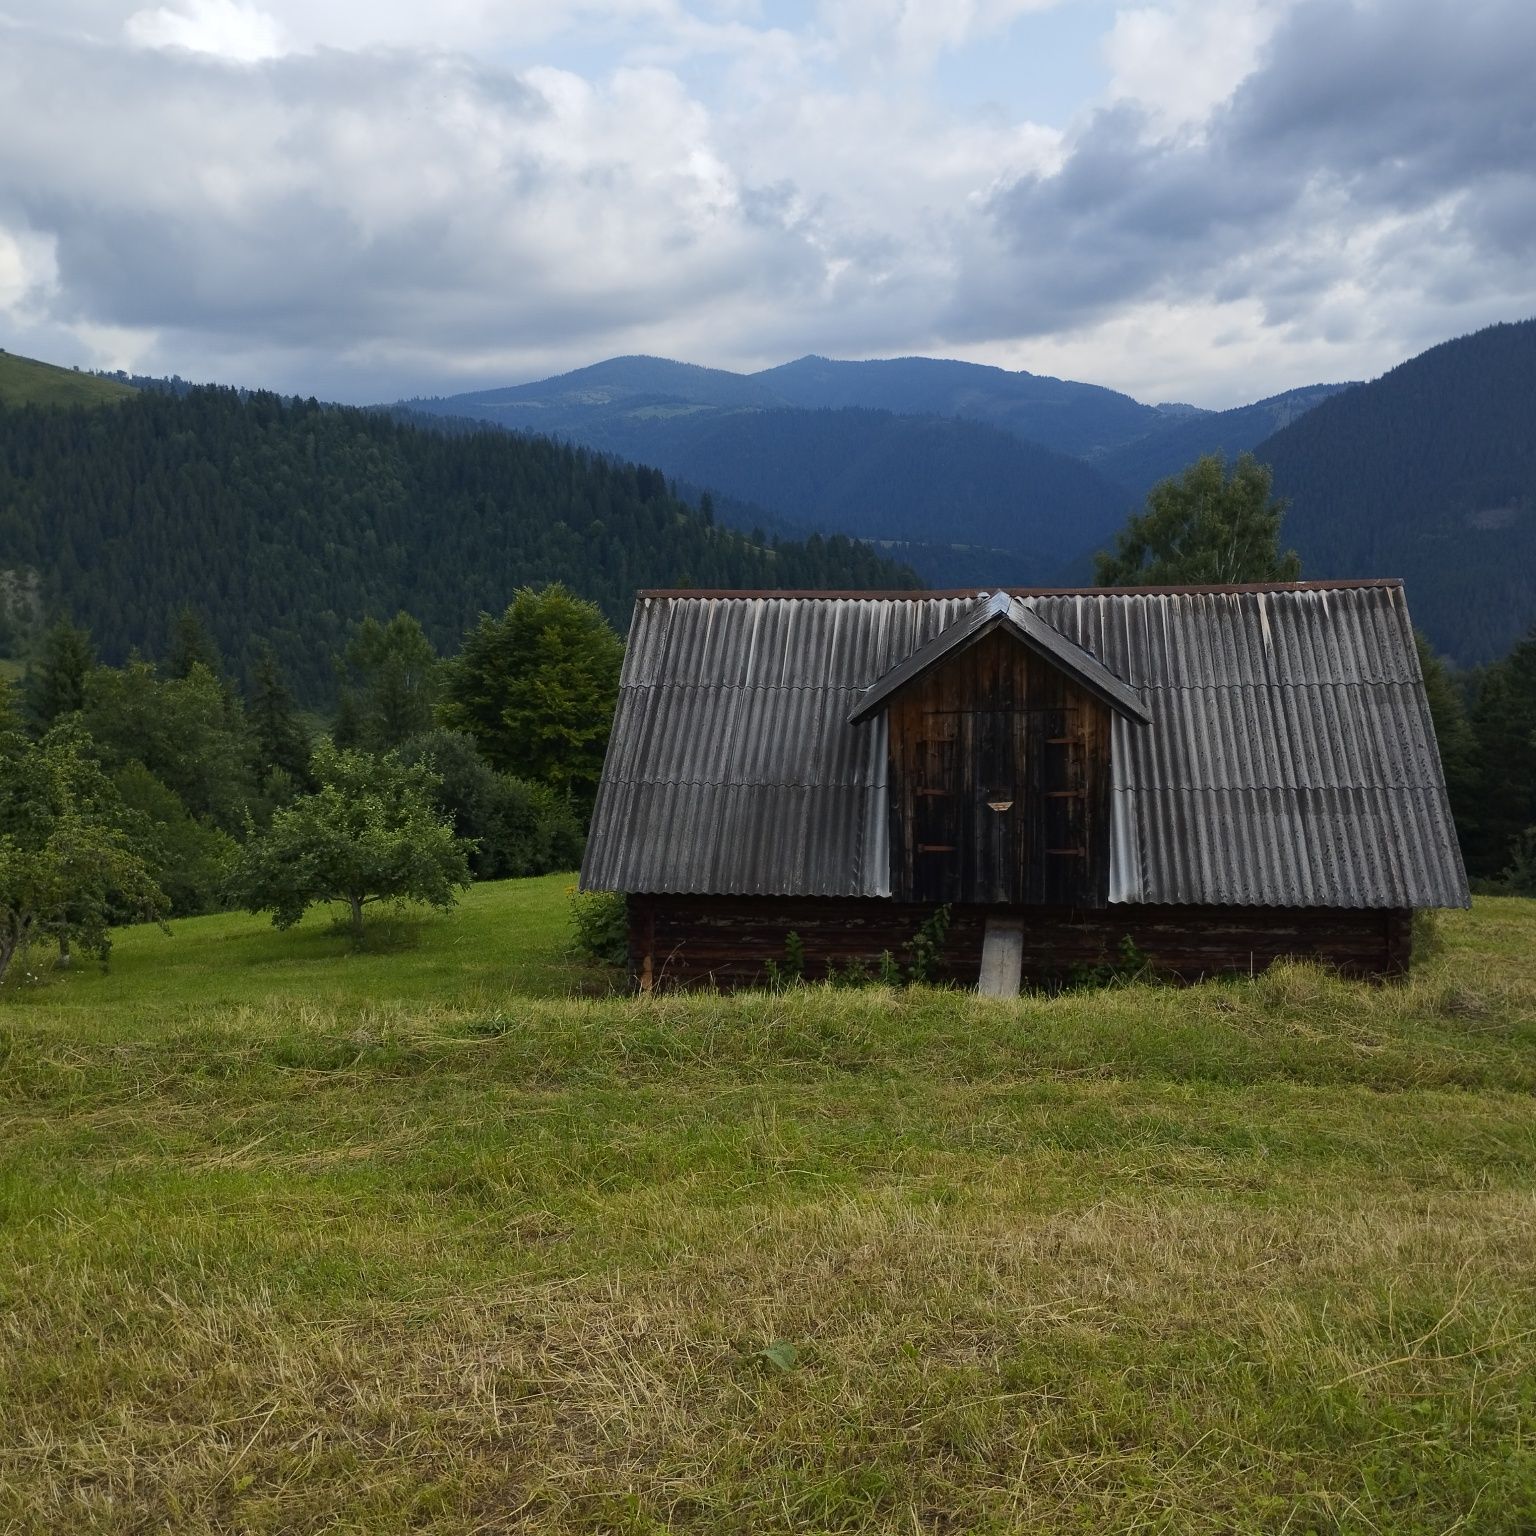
[0,0,1532,408]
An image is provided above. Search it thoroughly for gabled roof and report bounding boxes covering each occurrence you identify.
[581,582,1470,909]
[847,590,1152,726]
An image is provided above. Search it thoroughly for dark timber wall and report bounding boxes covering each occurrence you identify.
[628,895,1413,990]
[886,630,1113,908]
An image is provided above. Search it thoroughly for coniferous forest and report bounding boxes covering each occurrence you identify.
[0,385,915,700]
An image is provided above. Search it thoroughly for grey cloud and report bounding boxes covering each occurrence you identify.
[952,0,1536,342]
[0,21,841,388]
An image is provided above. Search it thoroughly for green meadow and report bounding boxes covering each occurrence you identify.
[3,881,1535,1533]
[0,350,136,409]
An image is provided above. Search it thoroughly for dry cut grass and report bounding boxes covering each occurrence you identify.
[2,888,1534,1533]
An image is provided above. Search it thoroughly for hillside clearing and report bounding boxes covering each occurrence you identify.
[0,351,136,409]
[2,886,1535,1533]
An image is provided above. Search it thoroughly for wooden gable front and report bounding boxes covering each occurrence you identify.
[886,628,1113,908]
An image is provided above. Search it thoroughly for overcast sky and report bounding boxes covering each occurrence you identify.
[1,0,1532,407]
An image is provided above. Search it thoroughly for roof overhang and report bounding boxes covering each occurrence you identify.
[847,591,1153,726]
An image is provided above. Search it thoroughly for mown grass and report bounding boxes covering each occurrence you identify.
[0,350,136,408]
[2,887,1535,1533]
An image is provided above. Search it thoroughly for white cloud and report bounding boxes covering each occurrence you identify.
[125,0,287,61]
[0,222,58,312]
[815,0,1066,73]
[1103,0,1287,129]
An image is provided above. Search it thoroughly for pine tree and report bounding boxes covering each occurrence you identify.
[25,619,94,732]
[1468,624,1536,877]
[249,644,312,787]
[165,607,223,681]
[1415,632,1479,862]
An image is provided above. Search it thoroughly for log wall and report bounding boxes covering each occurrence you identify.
[628,895,1413,990]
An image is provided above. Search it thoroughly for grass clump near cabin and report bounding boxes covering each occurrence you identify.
[0,350,136,409]
[3,884,1536,1533]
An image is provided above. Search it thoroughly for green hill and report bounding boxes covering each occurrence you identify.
[0,385,914,698]
[0,349,136,408]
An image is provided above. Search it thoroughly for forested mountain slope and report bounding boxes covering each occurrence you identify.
[0,387,914,700]
[407,388,1136,587]
[1097,383,1353,498]
[1258,319,1536,665]
[575,405,1134,578]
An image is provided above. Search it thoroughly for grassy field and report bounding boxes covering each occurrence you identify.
[3,883,1535,1533]
[0,350,136,408]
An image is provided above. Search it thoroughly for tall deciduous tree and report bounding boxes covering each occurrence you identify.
[396,728,586,879]
[438,584,624,810]
[1095,453,1301,587]
[81,660,255,833]
[339,613,440,751]
[234,738,471,945]
[0,720,166,984]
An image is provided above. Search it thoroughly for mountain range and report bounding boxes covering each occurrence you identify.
[404,320,1536,664]
[3,318,1533,674]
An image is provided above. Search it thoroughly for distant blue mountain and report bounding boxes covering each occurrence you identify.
[750,354,1165,458]
[405,378,1139,588]
[1095,383,1355,497]
[402,352,1184,586]
[407,350,1182,459]
[402,350,1384,594]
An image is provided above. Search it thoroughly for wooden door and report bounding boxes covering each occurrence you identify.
[970,708,1020,904]
[911,717,962,904]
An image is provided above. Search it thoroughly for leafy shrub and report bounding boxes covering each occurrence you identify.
[765,930,806,990]
[112,760,237,917]
[827,958,872,989]
[1061,935,1158,992]
[905,905,951,984]
[1499,827,1536,896]
[525,781,586,870]
[398,729,586,879]
[570,888,628,967]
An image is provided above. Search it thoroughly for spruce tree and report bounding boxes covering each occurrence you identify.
[166,607,222,681]
[24,619,94,732]
[249,644,312,787]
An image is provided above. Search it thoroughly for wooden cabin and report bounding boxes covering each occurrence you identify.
[580,582,1469,990]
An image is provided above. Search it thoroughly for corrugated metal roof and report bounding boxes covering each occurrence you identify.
[581,584,1470,908]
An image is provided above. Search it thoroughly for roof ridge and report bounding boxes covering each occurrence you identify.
[636,579,1405,600]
